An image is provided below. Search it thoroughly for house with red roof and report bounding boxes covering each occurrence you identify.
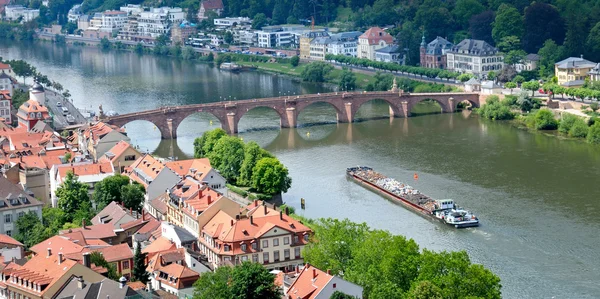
[286,264,363,299]
[98,140,141,174]
[0,234,24,263]
[357,27,394,60]
[49,161,115,207]
[127,153,180,202]
[0,87,12,125]
[77,121,130,161]
[198,0,223,20]
[165,158,226,191]
[94,243,134,279]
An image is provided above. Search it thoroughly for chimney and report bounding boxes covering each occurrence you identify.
[77,276,85,289]
[254,200,258,207]
[327,269,331,275]
[130,207,132,215]
[236,215,240,220]
[58,252,63,264]
[141,209,145,220]
[47,248,52,257]
[83,252,91,268]
[263,205,267,215]
[296,265,300,274]
[312,268,316,278]
[82,218,86,229]
[230,219,234,226]
[198,188,203,198]
[581,54,584,59]
[207,195,212,204]
[279,210,283,220]
[250,216,253,225]
[285,207,289,216]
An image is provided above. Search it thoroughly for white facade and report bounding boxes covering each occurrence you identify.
[0,246,22,263]
[233,30,256,45]
[0,92,11,123]
[67,4,82,22]
[447,54,504,76]
[214,17,251,28]
[256,31,293,48]
[137,7,184,38]
[49,162,115,207]
[0,75,13,95]
[4,6,39,22]
[119,4,144,16]
[327,40,357,57]
[89,11,128,33]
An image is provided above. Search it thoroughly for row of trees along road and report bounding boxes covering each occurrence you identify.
[193,128,291,195]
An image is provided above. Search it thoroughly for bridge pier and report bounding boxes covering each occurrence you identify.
[401,101,410,117]
[224,112,238,134]
[339,102,354,123]
[282,107,297,129]
[447,97,455,113]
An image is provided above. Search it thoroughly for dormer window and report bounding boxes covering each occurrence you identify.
[224,245,230,252]
[251,242,257,250]
[36,112,42,118]
[29,112,35,118]
[241,244,247,251]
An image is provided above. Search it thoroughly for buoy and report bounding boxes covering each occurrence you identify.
[414,173,419,180]
[306,132,310,137]
[209,120,213,125]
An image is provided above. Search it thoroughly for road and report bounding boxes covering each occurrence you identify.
[44,90,87,129]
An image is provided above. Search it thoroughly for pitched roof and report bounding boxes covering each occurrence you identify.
[94,243,133,262]
[149,193,168,214]
[136,216,161,235]
[91,201,135,227]
[5,252,79,295]
[127,154,167,187]
[80,122,125,143]
[98,140,138,163]
[450,39,498,56]
[156,263,200,289]
[18,99,50,114]
[287,264,333,299]
[0,234,23,246]
[201,0,223,10]
[555,57,597,69]
[60,223,117,239]
[359,27,393,45]
[375,44,401,54]
[426,36,453,55]
[30,235,87,256]
[142,237,176,256]
[464,78,481,85]
[165,158,216,182]
[55,162,114,181]
[56,276,139,299]
[526,53,540,61]
[0,176,43,208]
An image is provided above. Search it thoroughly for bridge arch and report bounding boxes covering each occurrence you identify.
[352,97,403,122]
[295,100,344,126]
[174,110,223,139]
[119,119,163,150]
[235,105,286,132]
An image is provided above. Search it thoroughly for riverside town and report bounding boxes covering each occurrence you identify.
[0,0,599,298]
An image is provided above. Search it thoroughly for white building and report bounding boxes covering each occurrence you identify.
[446,39,504,78]
[119,4,144,15]
[256,25,304,49]
[88,11,128,33]
[0,176,44,238]
[233,29,256,46]
[515,53,540,73]
[137,7,185,38]
[4,5,40,22]
[0,88,12,124]
[326,31,361,57]
[67,4,83,23]
[0,234,24,263]
[375,45,405,64]
[49,161,115,207]
[357,27,394,60]
[214,17,251,28]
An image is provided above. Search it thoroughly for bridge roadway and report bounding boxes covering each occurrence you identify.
[102,91,480,139]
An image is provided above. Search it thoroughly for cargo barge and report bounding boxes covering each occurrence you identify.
[346,166,479,228]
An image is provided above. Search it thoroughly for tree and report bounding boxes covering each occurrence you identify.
[224,31,234,44]
[563,14,587,58]
[290,55,299,67]
[497,35,521,53]
[121,183,145,212]
[9,60,36,84]
[492,4,523,45]
[522,80,540,96]
[452,0,485,29]
[251,157,292,195]
[330,291,358,299]
[194,266,233,299]
[534,109,558,130]
[588,122,600,144]
[407,281,443,299]
[56,171,91,222]
[537,39,564,77]
[505,82,517,93]
[182,46,196,60]
[457,74,473,82]
[93,174,131,210]
[99,37,111,50]
[252,13,267,29]
[230,262,281,299]
[497,65,517,83]
[512,75,525,86]
[487,71,497,81]
[271,0,287,24]
[193,128,227,158]
[559,113,578,134]
[522,2,565,53]
[301,62,333,83]
[570,118,589,138]
[90,252,119,280]
[469,10,495,45]
[209,136,246,182]
[14,212,42,248]
[504,50,527,65]
[338,68,356,91]
[238,141,270,186]
[133,241,150,284]
[586,22,600,62]
[415,3,454,41]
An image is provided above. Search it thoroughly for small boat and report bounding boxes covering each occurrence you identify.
[219,62,242,72]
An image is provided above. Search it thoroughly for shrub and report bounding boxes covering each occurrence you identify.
[534,109,558,130]
[226,184,248,197]
[290,55,299,67]
[558,113,578,134]
[587,122,600,144]
[478,96,515,120]
[569,119,589,138]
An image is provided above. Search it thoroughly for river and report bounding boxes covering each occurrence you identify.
[2,41,599,299]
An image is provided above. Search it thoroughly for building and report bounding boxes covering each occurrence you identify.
[127,154,180,202]
[92,201,137,229]
[0,63,15,78]
[300,30,329,59]
[165,178,221,237]
[375,45,405,64]
[54,276,140,299]
[0,176,43,237]
[146,245,200,297]
[213,17,251,28]
[67,4,82,23]
[554,56,597,87]
[4,5,39,22]
[0,71,13,96]
[165,158,226,191]
[446,39,503,77]
[0,234,24,263]
[256,25,305,49]
[326,31,361,57]
[16,84,51,132]
[98,140,141,173]
[147,193,168,221]
[515,53,539,73]
[171,21,198,44]
[589,63,600,82]
[309,36,330,61]
[137,7,185,38]
[0,90,11,124]
[77,14,90,31]
[49,161,115,207]
[198,0,224,20]
[94,243,134,278]
[77,121,130,161]
[119,4,144,15]
[233,29,256,46]
[199,202,312,271]
[357,27,393,60]
[463,78,481,92]
[481,80,503,95]
[286,264,364,299]
[420,36,453,69]
[88,10,128,34]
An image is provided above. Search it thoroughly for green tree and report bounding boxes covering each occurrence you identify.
[56,171,91,222]
[522,81,540,96]
[193,128,227,158]
[452,0,485,29]
[193,266,233,299]
[209,135,246,182]
[121,183,145,212]
[522,2,565,53]
[90,251,119,280]
[8,60,36,84]
[505,82,517,93]
[224,31,234,44]
[251,157,292,195]
[252,13,267,29]
[537,39,564,77]
[92,174,131,210]
[469,10,495,45]
[570,118,589,138]
[329,291,358,299]
[504,49,527,65]
[135,43,144,54]
[301,61,333,83]
[407,280,443,299]
[182,46,196,60]
[14,211,42,248]
[586,22,600,62]
[512,75,525,85]
[534,109,559,130]
[290,55,299,67]
[238,141,270,186]
[230,262,281,299]
[559,113,578,134]
[457,73,473,82]
[478,96,515,120]
[99,37,111,50]
[497,35,521,53]
[492,4,523,45]
[587,122,600,144]
[338,68,356,91]
[132,241,150,284]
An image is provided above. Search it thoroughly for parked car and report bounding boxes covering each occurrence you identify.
[56,101,62,107]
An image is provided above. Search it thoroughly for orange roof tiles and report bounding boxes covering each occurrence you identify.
[165,158,215,181]
[0,63,11,70]
[82,122,125,143]
[287,264,333,299]
[9,253,79,295]
[0,234,23,246]
[99,140,135,163]
[60,223,117,239]
[30,235,86,256]
[94,243,133,262]
[127,281,146,291]
[359,27,393,45]
[56,162,114,179]
[136,216,161,235]
[142,237,176,256]
[127,154,166,187]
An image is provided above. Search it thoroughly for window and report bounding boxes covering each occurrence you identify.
[293,235,299,244]
[251,242,257,250]
[4,214,11,223]
[252,254,259,263]
[224,245,230,252]
[5,230,11,236]
[241,255,248,262]
[17,212,24,218]
[273,238,279,247]
[124,155,136,161]
[274,251,280,262]
[284,249,290,260]
[241,244,247,251]
[294,247,301,258]
[283,237,289,245]
[304,234,309,242]
[263,252,269,263]
[123,260,130,269]
[262,240,268,248]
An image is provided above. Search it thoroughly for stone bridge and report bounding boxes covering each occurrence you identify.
[102,91,480,139]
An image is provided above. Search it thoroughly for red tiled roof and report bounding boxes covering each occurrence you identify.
[359,27,393,45]
[60,223,117,239]
[201,0,223,10]
[0,63,11,70]
[0,234,23,246]
[30,235,86,256]
[94,243,133,262]
[142,237,176,256]
[56,162,114,179]
[165,158,217,182]
[99,140,138,163]
[136,216,161,235]
[287,264,334,299]
[127,281,146,291]
[126,154,166,187]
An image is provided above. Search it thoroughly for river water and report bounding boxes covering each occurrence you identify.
[2,42,599,299]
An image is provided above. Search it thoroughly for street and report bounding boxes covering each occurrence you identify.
[44,90,88,130]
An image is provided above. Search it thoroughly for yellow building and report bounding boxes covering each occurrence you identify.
[555,56,597,87]
[98,140,142,173]
[300,31,329,59]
